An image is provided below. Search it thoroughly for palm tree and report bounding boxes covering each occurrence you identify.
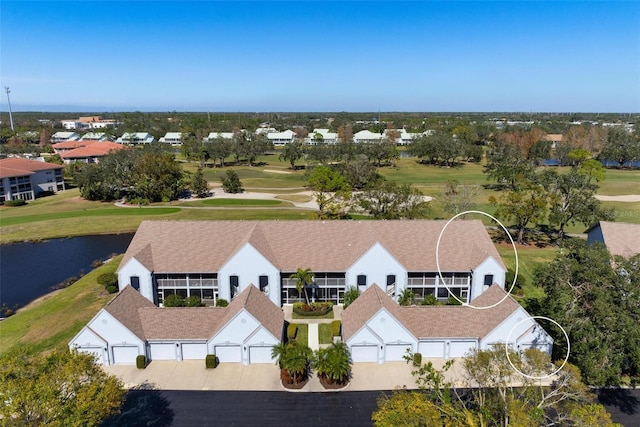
[313,341,351,386]
[290,268,314,304]
[398,288,415,306]
[273,340,313,385]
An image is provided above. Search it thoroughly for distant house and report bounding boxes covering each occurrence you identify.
[0,157,65,203]
[306,129,338,145]
[267,130,295,146]
[586,221,640,258]
[159,132,184,146]
[203,132,235,142]
[342,284,553,362]
[353,130,383,143]
[50,131,80,144]
[69,285,283,366]
[543,134,564,149]
[59,141,126,164]
[116,132,156,145]
[80,132,115,142]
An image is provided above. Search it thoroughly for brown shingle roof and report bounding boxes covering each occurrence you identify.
[103,286,156,340]
[342,284,521,341]
[224,285,284,339]
[140,307,226,340]
[589,221,640,258]
[119,220,504,274]
[0,158,63,179]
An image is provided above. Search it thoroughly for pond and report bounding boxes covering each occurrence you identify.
[0,233,133,315]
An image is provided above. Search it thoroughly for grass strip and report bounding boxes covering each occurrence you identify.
[0,207,181,227]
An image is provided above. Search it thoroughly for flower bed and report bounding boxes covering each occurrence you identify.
[318,374,348,390]
[292,302,333,317]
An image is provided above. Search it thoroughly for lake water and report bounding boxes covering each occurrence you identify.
[0,234,133,314]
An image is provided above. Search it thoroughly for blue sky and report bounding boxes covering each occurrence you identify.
[1,1,639,112]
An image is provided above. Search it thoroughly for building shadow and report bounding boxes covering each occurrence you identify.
[597,388,639,415]
[101,382,174,427]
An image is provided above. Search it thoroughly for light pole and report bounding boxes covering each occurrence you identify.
[4,86,15,132]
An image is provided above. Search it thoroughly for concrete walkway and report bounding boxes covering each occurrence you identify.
[308,323,320,351]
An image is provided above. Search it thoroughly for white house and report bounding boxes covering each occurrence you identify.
[117,220,506,308]
[203,132,235,142]
[267,129,295,146]
[69,285,283,366]
[586,221,640,258]
[306,129,338,145]
[50,131,80,144]
[80,132,115,142]
[159,132,184,146]
[342,284,553,363]
[0,157,65,203]
[353,130,384,143]
[116,132,156,145]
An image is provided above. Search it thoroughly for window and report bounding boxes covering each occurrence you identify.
[357,274,367,290]
[484,274,494,287]
[130,276,140,290]
[230,275,239,298]
[386,275,396,286]
[259,275,268,291]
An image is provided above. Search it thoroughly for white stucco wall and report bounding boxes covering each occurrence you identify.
[346,243,407,294]
[218,243,280,305]
[471,256,506,301]
[118,257,154,303]
[481,307,553,355]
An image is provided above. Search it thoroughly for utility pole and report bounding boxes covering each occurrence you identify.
[4,86,15,131]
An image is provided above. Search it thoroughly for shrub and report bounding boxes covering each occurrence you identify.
[106,285,118,294]
[163,294,185,307]
[215,298,229,307]
[205,354,218,369]
[330,320,341,337]
[185,295,203,307]
[413,352,422,367]
[221,170,243,193]
[97,272,118,287]
[420,295,438,305]
[447,296,463,305]
[292,302,333,317]
[287,323,298,340]
[3,199,26,207]
[342,286,360,308]
[136,355,147,369]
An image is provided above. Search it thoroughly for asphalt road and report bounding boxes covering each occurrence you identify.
[102,388,640,427]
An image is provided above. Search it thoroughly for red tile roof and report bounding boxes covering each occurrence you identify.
[52,140,88,150]
[60,141,126,159]
[0,158,63,179]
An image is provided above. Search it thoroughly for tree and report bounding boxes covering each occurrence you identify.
[279,140,305,170]
[354,180,430,219]
[206,136,233,167]
[539,167,612,241]
[372,390,446,427]
[599,126,640,168]
[191,167,210,198]
[409,130,463,167]
[0,346,125,426]
[441,180,479,217]
[533,240,640,386]
[133,149,184,202]
[365,139,398,167]
[342,286,360,308]
[221,169,243,193]
[242,132,271,166]
[489,181,547,244]
[306,165,352,219]
[484,138,535,190]
[271,340,313,386]
[290,267,314,304]
[334,155,383,190]
[397,288,414,306]
[313,341,352,385]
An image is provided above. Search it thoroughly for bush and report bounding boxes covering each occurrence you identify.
[330,320,341,337]
[343,286,360,308]
[215,298,229,307]
[221,170,243,193]
[163,294,185,307]
[205,354,218,369]
[420,295,438,305]
[106,285,118,294]
[136,355,147,369]
[287,323,298,340]
[413,352,422,367]
[4,199,26,207]
[97,272,118,287]
[185,295,204,307]
[292,302,333,317]
[447,296,463,305]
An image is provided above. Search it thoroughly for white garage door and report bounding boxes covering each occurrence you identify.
[249,346,274,364]
[112,346,139,364]
[351,345,378,362]
[150,343,177,360]
[385,344,412,362]
[419,341,446,358]
[449,341,476,358]
[214,345,242,363]
[181,343,208,360]
[77,347,105,365]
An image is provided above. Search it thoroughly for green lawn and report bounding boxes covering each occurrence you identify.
[318,324,333,345]
[290,323,308,346]
[0,256,123,355]
[497,245,558,301]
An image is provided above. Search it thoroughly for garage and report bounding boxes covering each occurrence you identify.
[150,343,177,360]
[214,345,242,363]
[248,346,274,364]
[385,344,412,362]
[112,346,139,364]
[77,347,105,365]
[419,341,446,358]
[351,345,378,363]
[181,343,208,360]
[448,341,476,358]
